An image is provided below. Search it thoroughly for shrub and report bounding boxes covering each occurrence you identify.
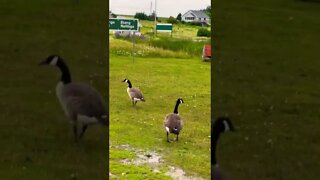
[188,22,203,27]
[134,12,149,20]
[167,16,178,24]
[197,28,211,37]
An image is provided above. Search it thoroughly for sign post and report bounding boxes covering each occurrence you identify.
[156,23,173,37]
[132,30,135,63]
[109,18,139,63]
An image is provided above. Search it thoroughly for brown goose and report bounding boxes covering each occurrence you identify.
[122,79,145,105]
[39,55,108,141]
[164,98,184,142]
[212,117,235,180]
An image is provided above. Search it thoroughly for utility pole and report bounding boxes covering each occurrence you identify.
[154,0,157,35]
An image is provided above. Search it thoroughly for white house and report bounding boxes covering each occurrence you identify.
[181,10,210,25]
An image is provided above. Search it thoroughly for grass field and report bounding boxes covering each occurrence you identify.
[109,12,211,179]
[109,55,211,179]
[213,0,320,179]
[0,0,108,179]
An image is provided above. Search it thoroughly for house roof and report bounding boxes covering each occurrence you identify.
[184,10,210,19]
[191,10,209,18]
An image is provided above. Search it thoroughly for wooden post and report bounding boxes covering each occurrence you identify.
[132,30,135,64]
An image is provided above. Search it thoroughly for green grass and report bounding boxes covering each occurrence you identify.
[110,22,210,58]
[147,36,209,57]
[109,36,190,58]
[0,0,107,179]
[213,0,320,179]
[109,55,211,179]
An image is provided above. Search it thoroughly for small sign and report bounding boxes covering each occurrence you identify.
[156,23,173,32]
[109,18,139,31]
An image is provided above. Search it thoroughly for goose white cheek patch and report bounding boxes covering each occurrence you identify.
[223,120,230,132]
[50,56,59,65]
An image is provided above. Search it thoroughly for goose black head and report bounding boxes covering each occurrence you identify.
[39,55,71,84]
[213,117,235,134]
[39,55,61,66]
[122,78,130,83]
[177,98,184,104]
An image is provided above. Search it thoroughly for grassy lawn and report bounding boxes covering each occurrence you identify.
[213,0,320,179]
[0,0,108,179]
[109,55,211,179]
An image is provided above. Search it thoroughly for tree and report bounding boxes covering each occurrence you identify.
[134,12,149,20]
[205,5,211,17]
[176,13,182,21]
[167,16,178,24]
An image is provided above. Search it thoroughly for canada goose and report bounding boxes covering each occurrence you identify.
[39,55,108,140]
[212,117,235,180]
[122,78,145,105]
[164,98,184,142]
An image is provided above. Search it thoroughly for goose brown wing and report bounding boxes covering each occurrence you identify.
[62,82,107,118]
[128,88,144,99]
[164,113,182,131]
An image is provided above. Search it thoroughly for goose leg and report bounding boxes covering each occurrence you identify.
[79,125,88,138]
[73,124,78,141]
[167,132,170,143]
[176,134,179,141]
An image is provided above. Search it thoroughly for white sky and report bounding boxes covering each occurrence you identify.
[110,0,211,18]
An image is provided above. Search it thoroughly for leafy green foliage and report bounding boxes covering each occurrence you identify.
[197,28,211,37]
[167,16,178,24]
[134,12,149,20]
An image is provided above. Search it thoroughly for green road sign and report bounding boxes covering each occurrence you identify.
[109,18,139,31]
[156,23,173,32]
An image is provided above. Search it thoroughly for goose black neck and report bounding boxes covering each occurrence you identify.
[56,59,71,84]
[211,130,221,166]
[127,80,132,88]
[173,100,180,114]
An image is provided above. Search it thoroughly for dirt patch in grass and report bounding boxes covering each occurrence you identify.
[112,144,204,180]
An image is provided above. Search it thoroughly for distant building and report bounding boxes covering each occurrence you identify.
[181,10,210,25]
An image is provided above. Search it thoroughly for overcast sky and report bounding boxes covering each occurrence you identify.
[110,0,211,18]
